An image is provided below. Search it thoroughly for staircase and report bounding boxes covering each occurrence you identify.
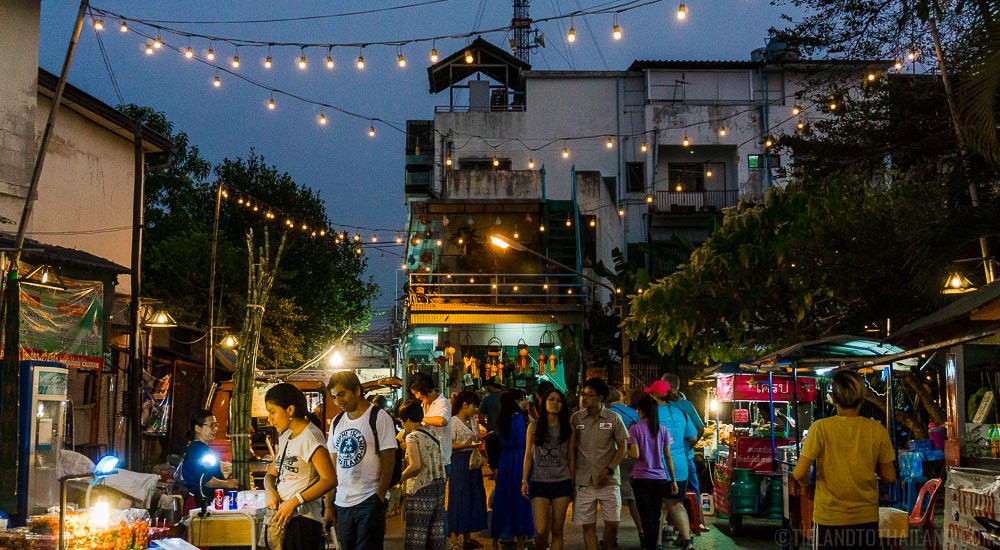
[543,200,579,270]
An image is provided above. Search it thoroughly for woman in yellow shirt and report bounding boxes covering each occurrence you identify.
[792,369,896,550]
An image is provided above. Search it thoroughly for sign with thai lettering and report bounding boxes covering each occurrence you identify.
[716,374,816,403]
[734,436,791,472]
[944,467,1000,549]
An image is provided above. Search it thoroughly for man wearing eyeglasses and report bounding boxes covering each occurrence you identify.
[569,377,628,550]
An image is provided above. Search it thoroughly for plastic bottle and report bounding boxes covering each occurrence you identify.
[928,422,946,451]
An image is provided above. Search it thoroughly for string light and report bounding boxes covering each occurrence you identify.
[645,194,654,203]
[397,52,407,68]
[682,136,690,147]
[894,60,903,71]
[299,48,307,69]
[765,137,774,148]
[675,183,683,192]
[445,155,453,166]
[206,42,215,61]
[357,47,365,69]
[612,14,622,40]
[797,119,804,130]
[265,46,273,68]
[231,47,240,68]
[326,47,334,69]
[907,50,917,61]
[867,72,876,82]
[492,156,500,167]
[268,93,275,110]
[589,218,596,227]
[145,42,154,55]
[368,123,376,138]
[213,72,221,87]
[539,223,546,232]
[618,208,625,217]
[562,147,569,159]
[154,32,162,49]
[705,167,713,177]
[567,19,577,43]
[640,142,648,153]
[719,127,727,137]
[318,112,327,125]
[677,2,687,20]
[430,40,439,63]
[791,106,801,115]
[185,45,194,58]
[606,136,614,149]
[528,158,535,169]
[119,20,128,32]
[353,233,361,242]
[465,48,474,63]
[395,236,403,244]
[93,18,104,31]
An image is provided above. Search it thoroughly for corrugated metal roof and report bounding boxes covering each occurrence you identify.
[408,302,583,326]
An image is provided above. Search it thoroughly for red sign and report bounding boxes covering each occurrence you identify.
[733,409,750,424]
[716,374,816,403]
[734,436,791,472]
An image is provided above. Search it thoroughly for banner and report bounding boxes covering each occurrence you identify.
[944,467,1000,549]
[16,277,104,370]
[716,374,816,403]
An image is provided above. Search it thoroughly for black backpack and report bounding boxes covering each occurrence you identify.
[332,405,404,486]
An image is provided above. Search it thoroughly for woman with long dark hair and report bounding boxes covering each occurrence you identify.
[181,409,239,510]
[491,389,533,550]
[627,395,677,550]
[449,391,488,548]
[263,383,336,550]
[521,388,572,550]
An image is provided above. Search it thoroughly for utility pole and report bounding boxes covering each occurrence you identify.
[206,181,223,392]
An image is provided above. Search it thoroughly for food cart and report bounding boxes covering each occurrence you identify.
[712,372,817,534]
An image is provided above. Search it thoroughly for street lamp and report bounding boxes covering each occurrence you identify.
[489,233,617,296]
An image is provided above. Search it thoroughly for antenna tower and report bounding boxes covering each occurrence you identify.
[512,0,532,63]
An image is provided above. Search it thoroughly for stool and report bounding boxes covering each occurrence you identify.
[900,476,927,512]
[683,492,702,536]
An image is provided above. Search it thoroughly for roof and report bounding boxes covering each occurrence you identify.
[628,59,893,71]
[427,37,531,94]
[892,278,1000,344]
[754,334,905,368]
[37,68,173,154]
[0,232,129,275]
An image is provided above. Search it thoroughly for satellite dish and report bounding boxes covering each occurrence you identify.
[535,31,546,48]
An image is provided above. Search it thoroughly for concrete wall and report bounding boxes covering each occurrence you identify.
[0,0,40,200]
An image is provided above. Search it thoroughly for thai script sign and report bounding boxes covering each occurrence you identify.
[717,374,816,403]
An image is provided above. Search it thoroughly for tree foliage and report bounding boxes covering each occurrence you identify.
[122,105,378,368]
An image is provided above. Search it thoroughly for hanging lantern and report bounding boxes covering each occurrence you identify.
[516,339,529,372]
[444,343,456,367]
[549,354,557,374]
[538,354,547,376]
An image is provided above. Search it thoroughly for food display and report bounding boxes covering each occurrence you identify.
[0,510,151,550]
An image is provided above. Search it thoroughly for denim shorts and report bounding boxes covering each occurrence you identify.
[530,479,573,500]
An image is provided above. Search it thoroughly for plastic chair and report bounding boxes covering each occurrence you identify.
[683,492,702,536]
[908,478,942,550]
[900,475,928,512]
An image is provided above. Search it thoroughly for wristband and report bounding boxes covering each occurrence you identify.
[295,493,305,505]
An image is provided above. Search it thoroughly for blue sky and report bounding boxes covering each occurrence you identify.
[38,1,806,310]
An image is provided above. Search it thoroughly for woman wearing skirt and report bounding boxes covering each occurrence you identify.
[449,391,488,548]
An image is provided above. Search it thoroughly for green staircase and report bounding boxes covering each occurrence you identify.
[543,200,579,270]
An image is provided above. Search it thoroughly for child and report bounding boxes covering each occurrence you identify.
[399,399,448,550]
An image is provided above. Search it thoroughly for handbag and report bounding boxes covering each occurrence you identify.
[260,443,289,550]
[469,447,487,470]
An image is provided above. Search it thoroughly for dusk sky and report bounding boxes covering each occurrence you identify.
[38,1,808,310]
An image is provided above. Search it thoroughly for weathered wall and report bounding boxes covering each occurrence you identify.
[0,0,40,202]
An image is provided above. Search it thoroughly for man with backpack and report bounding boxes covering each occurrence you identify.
[325,371,399,550]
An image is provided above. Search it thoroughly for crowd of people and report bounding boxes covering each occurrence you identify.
[181,371,708,550]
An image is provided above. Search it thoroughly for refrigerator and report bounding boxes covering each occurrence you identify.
[17,360,69,520]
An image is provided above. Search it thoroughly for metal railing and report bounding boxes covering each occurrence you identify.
[608,363,661,394]
[654,189,738,213]
[434,104,527,113]
[405,272,588,306]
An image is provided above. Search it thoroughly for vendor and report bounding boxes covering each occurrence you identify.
[792,370,896,550]
[182,409,239,508]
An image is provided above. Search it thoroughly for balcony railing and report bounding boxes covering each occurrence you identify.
[654,190,738,213]
[434,104,527,113]
[405,272,588,307]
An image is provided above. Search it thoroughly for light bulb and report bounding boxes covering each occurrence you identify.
[93,19,104,31]
[719,128,727,137]
[430,48,439,63]
[213,75,221,87]
[265,55,272,68]
[206,47,215,60]
[540,224,546,232]
[319,113,328,125]
[907,51,916,61]
[792,106,801,115]
[465,49,474,63]
[436,240,443,247]
[675,183,683,192]
[677,2,687,20]
[562,147,569,158]
[119,21,128,32]
[765,138,774,147]
[268,97,275,110]
[797,120,804,130]
[612,24,622,41]
[154,36,162,49]
[185,46,194,58]
[528,158,535,169]
[606,137,614,149]
[232,55,240,68]
[867,72,876,81]
[829,102,837,110]
[372,235,378,242]
[589,219,596,227]
[326,55,334,69]
[645,194,654,203]
[618,208,625,217]
[493,157,500,167]
[640,142,648,152]
[369,125,376,138]
[145,42,154,55]
[299,53,307,69]
[396,236,403,244]
[398,54,407,68]
[706,168,713,177]
[445,156,453,166]
[568,27,577,42]
[357,54,365,69]
[682,136,690,147]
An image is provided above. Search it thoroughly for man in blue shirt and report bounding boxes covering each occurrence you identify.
[479,380,502,431]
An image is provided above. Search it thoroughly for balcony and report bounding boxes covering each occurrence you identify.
[406,272,587,307]
[654,189,738,213]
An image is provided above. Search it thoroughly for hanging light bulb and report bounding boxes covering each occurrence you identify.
[294,48,304,69]
[265,46,273,68]
[372,235,378,243]
[232,47,240,68]
[513,226,520,239]
[368,124,376,138]
[719,127,727,137]
[618,207,625,217]
[206,44,215,60]
[797,119,805,130]
[119,20,128,32]
[185,45,194,58]
[792,106,801,116]
[677,2,687,20]
[465,48,474,63]
[145,42,154,55]
[765,137,774,148]
[907,50,917,61]
[398,53,407,68]
[326,48,334,69]
[493,156,500,167]
[612,14,623,41]
[395,236,403,244]
[567,22,577,43]
[528,158,535,169]
[682,136,690,147]
[867,72,877,82]
[93,18,104,31]
[645,194,654,203]
[268,94,275,110]
[354,233,361,242]
[829,101,838,110]
[430,40,439,63]
[445,155,453,167]
[606,136,614,149]
[562,147,569,159]
[357,47,365,69]
[213,73,221,87]
[640,142,648,153]
[318,113,327,125]
[539,223,546,232]
[675,183,683,192]
[589,218,596,227]
[154,33,162,49]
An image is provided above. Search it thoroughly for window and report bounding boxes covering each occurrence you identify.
[626,162,645,192]
[747,154,781,169]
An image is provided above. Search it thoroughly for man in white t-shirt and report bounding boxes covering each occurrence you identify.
[408,372,453,474]
[325,371,398,550]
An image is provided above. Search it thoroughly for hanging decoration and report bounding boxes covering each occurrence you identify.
[538,330,556,376]
[487,336,503,381]
[444,342,456,367]
[516,339,530,372]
